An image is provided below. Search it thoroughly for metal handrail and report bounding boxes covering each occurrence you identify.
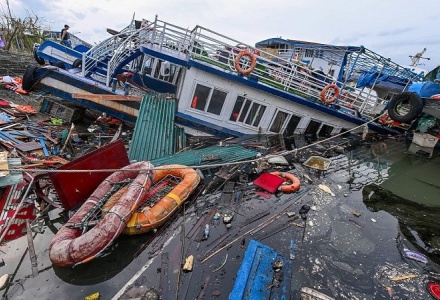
[77,16,414,120]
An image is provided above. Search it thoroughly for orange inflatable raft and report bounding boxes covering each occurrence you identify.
[103,164,200,235]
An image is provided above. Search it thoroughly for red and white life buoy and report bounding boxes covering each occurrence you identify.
[320,84,340,104]
[234,50,257,75]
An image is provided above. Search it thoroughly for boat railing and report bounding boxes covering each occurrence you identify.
[182,24,393,119]
[105,19,193,86]
[106,30,144,86]
[82,16,393,119]
[81,22,139,81]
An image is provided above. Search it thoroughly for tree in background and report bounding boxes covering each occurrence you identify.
[0,0,48,52]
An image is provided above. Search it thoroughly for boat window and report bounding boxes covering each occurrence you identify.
[285,114,301,136]
[319,124,334,137]
[230,96,245,121]
[230,95,267,128]
[270,111,289,133]
[191,83,227,116]
[207,89,227,115]
[305,120,321,134]
[269,110,302,135]
[142,56,154,75]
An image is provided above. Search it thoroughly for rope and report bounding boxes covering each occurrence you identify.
[1,112,388,175]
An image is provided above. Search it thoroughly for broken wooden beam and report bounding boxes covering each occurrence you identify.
[72,93,142,101]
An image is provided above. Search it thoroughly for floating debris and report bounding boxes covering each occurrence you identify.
[183,255,194,272]
[299,204,311,219]
[290,240,297,260]
[352,210,361,217]
[204,224,210,240]
[318,184,335,196]
[427,282,440,300]
[286,211,296,218]
[390,274,417,281]
[300,287,335,300]
[303,156,332,171]
[0,274,10,290]
[403,248,428,264]
[371,218,377,223]
[212,254,228,273]
[84,292,101,300]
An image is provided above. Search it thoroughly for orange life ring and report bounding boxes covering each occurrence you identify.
[234,50,257,75]
[270,171,301,193]
[320,84,340,104]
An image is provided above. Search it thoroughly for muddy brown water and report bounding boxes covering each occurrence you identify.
[0,136,439,300]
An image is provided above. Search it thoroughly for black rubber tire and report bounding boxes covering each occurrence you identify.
[22,65,37,91]
[72,59,82,69]
[54,61,66,70]
[387,92,424,123]
[33,50,45,65]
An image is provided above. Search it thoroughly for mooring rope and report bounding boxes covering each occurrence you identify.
[0,112,389,174]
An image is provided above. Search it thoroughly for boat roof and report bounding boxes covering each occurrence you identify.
[255,37,420,81]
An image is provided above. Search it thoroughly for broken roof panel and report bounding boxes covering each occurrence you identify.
[128,94,181,161]
[151,145,258,167]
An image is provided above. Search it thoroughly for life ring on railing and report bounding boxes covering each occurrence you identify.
[270,171,301,193]
[320,84,340,104]
[234,50,256,75]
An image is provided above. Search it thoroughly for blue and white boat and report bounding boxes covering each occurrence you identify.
[33,31,92,70]
[25,16,424,137]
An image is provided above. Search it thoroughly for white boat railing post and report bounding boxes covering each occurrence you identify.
[81,51,85,77]
[152,15,158,46]
[359,63,385,113]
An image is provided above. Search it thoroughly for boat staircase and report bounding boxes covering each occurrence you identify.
[78,21,142,84]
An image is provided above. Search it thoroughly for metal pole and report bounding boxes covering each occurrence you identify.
[0,173,35,244]
[26,221,38,277]
[359,63,386,113]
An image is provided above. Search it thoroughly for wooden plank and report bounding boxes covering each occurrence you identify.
[0,152,9,177]
[72,93,142,101]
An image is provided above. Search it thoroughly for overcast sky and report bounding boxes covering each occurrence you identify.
[6,0,440,71]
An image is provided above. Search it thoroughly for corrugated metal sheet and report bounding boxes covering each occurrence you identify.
[129,94,183,161]
[151,145,258,167]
